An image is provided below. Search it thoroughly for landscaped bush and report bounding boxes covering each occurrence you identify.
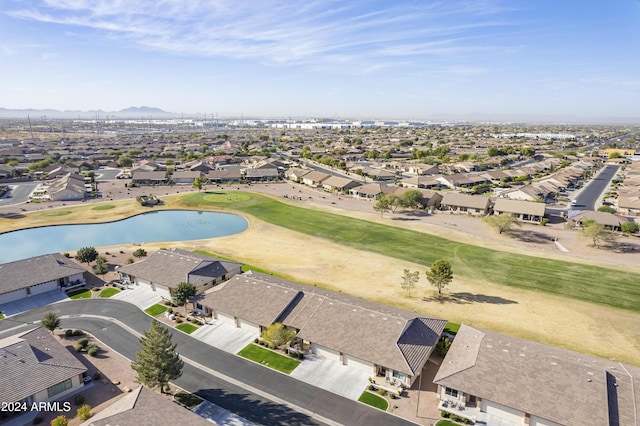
[63,253,70,258]
[93,372,101,380]
[74,394,85,406]
[441,410,450,418]
[377,388,387,396]
[87,344,99,357]
[176,318,183,323]
[254,338,259,344]
[77,338,89,349]
[119,250,125,254]
[73,330,84,336]
[126,257,134,264]
[541,217,549,226]
[368,384,375,391]
[76,404,92,420]
[65,329,73,337]
[75,342,84,352]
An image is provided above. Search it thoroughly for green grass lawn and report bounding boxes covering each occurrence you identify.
[174,391,203,409]
[237,343,300,374]
[67,289,92,299]
[358,391,389,411]
[176,323,199,334]
[98,288,120,298]
[436,421,461,426]
[144,304,168,317]
[444,322,460,334]
[181,191,640,312]
[92,204,117,210]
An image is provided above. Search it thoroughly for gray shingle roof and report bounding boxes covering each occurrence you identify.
[440,192,490,210]
[493,198,546,216]
[198,272,446,376]
[0,327,86,404]
[0,253,85,295]
[117,249,241,289]
[434,324,640,426]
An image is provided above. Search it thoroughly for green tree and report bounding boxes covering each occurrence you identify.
[373,194,392,217]
[401,189,424,210]
[172,282,197,311]
[261,323,296,348]
[484,213,516,234]
[75,246,98,264]
[425,259,453,295]
[93,256,108,276]
[131,320,183,393]
[621,221,640,235]
[133,248,147,258]
[581,220,615,247]
[400,269,420,298]
[192,176,203,191]
[597,205,616,213]
[117,155,133,168]
[41,312,61,334]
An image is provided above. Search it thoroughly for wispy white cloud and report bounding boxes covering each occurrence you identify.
[6,0,517,74]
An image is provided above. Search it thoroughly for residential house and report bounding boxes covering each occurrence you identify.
[433,324,640,426]
[0,327,87,423]
[500,185,544,202]
[171,171,202,185]
[404,164,439,176]
[492,198,546,223]
[285,168,310,182]
[206,168,242,183]
[321,175,361,193]
[401,176,442,189]
[365,168,396,181]
[301,170,331,187]
[245,168,280,182]
[349,183,395,200]
[618,192,640,216]
[437,174,477,190]
[440,193,490,216]
[195,272,446,388]
[0,253,86,305]
[568,211,630,231]
[131,171,168,186]
[184,160,212,173]
[117,249,242,299]
[48,173,89,201]
[479,170,510,185]
[82,386,210,426]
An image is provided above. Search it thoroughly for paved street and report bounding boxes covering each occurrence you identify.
[0,182,38,207]
[573,164,620,210]
[0,300,417,426]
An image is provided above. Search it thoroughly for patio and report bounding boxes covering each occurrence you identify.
[438,400,521,426]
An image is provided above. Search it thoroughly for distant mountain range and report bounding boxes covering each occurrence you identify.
[0,106,179,119]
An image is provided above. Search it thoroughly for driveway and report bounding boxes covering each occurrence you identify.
[190,319,257,354]
[110,285,162,310]
[0,289,67,317]
[290,354,370,400]
[194,399,257,425]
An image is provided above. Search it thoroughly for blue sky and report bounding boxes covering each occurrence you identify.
[1,0,639,121]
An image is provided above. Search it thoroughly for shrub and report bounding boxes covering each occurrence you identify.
[377,388,387,396]
[368,384,375,391]
[119,250,125,254]
[254,338,259,343]
[541,217,549,226]
[76,404,92,420]
[50,416,68,426]
[74,394,85,406]
[93,371,101,380]
[87,344,99,357]
[104,251,110,255]
[92,287,100,291]
[176,318,183,323]
[126,257,134,264]
[167,308,173,313]
[390,393,398,399]
[441,410,450,418]
[74,342,84,352]
[65,329,73,337]
[77,338,89,349]
[63,253,70,258]
[73,330,84,336]
[164,300,173,306]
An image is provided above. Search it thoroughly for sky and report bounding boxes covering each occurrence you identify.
[0,0,639,121]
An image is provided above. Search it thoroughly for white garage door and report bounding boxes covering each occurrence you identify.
[312,344,341,362]
[343,354,373,373]
[136,278,153,290]
[482,400,525,424]
[0,289,27,305]
[30,281,59,295]
[153,284,171,299]
[217,311,236,325]
[530,416,563,426]
[238,319,260,335]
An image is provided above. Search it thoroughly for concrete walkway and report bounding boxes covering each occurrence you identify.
[110,285,162,310]
[289,354,370,400]
[0,289,68,317]
[190,319,257,354]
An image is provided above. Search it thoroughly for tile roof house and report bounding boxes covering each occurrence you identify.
[48,172,89,201]
[82,386,210,426]
[492,198,546,223]
[434,324,640,426]
[0,253,86,306]
[195,272,446,388]
[568,210,631,231]
[440,192,490,216]
[131,170,168,186]
[117,249,242,299]
[349,182,396,200]
[206,168,242,183]
[171,170,202,185]
[0,327,87,423]
[321,175,362,193]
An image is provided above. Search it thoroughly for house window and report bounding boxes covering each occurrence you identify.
[392,371,407,382]
[47,378,73,398]
[445,387,459,398]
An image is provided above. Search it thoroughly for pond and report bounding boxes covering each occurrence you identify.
[0,210,248,264]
